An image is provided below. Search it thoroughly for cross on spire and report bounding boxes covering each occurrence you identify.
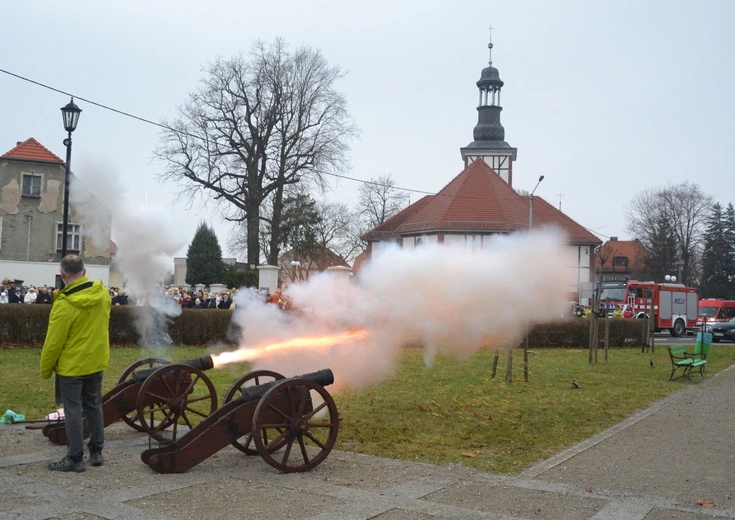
[488,25,494,65]
[557,192,564,211]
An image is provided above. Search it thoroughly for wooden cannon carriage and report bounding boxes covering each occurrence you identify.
[42,356,218,445]
[142,368,339,473]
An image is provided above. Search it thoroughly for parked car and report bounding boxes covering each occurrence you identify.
[709,317,735,343]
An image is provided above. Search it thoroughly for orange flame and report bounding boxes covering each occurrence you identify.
[211,328,369,368]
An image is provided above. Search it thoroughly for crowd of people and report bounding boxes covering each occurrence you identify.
[154,285,295,310]
[1,277,295,311]
[0,280,53,304]
[571,303,634,319]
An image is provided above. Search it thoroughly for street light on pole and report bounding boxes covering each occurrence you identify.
[60,97,81,260]
[528,175,545,231]
[290,260,301,282]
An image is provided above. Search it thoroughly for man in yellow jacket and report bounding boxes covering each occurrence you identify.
[41,255,111,472]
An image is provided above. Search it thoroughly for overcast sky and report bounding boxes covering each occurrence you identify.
[2,0,732,261]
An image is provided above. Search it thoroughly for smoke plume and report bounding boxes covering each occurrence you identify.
[228,229,574,389]
[70,159,186,344]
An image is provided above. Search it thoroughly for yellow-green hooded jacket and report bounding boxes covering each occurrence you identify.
[40,277,111,379]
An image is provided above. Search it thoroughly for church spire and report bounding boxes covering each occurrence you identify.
[460,29,518,186]
[473,28,505,142]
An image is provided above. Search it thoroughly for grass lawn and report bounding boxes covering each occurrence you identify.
[2,343,733,474]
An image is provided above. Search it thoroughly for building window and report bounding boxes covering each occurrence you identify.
[612,256,629,268]
[56,223,81,252]
[22,172,42,198]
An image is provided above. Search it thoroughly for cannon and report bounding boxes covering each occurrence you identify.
[141,368,339,473]
[42,356,218,445]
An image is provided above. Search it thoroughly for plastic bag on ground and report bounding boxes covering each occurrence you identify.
[0,410,26,424]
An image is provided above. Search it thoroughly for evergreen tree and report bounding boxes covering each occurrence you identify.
[725,203,735,298]
[186,222,224,286]
[279,192,321,260]
[700,203,729,298]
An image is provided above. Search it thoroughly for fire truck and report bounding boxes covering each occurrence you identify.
[624,281,699,337]
[598,281,628,317]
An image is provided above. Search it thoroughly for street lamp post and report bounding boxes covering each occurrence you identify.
[528,175,545,231]
[290,260,301,282]
[60,97,81,259]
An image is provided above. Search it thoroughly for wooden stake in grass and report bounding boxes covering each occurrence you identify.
[604,316,610,363]
[524,332,529,382]
[491,350,500,379]
[505,348,513,383]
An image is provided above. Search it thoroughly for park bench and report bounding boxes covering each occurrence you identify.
[667,344,694,380]
[667,332,712,381]
[688,332,712,379]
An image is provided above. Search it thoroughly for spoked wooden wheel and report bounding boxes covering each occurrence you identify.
[136,363,217,443]
[117,358,170,432]
[252,378,339,473]
[223,370,285,455]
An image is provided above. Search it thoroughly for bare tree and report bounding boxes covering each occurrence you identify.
[155,38,358,267]
[357,174,410,232]
[268,193,359,274]
[312,200,361,264]
[624,182,712,285]
[659,183,712,285]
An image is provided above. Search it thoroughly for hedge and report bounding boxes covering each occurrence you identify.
[0,305,239,348]
[0,304,649,349]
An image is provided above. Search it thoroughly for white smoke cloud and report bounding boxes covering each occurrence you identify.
[227,229,574,390]
[70,158,187,344]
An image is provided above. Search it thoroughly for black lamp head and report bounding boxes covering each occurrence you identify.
[61,97,82,133]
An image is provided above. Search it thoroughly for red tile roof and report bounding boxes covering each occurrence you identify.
[362,160,601,245]
[596,239,649,272]
[364,195,434,238]
[527,195,601,245]
[351,250,368,271]
[1,138,64,164]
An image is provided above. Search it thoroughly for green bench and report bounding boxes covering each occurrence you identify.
[667,332,712,381]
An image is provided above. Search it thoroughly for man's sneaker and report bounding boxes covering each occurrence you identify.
[49,457,85,472]
[89,451,103,467]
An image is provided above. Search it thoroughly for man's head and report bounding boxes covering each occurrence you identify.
[60,255,86,285]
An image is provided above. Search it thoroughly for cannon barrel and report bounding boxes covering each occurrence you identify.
[128,355,214,383]
[235,368,334,405]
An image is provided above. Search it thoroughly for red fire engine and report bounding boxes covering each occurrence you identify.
[624,281,699,337]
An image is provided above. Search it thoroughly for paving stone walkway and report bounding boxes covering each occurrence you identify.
[1,366,734,519]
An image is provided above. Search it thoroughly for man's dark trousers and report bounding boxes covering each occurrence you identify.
[58,372,104,462]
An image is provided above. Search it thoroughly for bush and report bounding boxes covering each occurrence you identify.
[0,305,51,347]
[169,309,240,346]
[524,318,646,348]
[0,305,239,348]
[223,268,258,290]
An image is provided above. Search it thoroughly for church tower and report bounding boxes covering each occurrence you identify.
[460,30,518,187]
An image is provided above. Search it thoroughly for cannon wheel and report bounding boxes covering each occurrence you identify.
[117,358,171,432]
[223,370,285,455]
[252,378,339,473]
[136,363,218,443]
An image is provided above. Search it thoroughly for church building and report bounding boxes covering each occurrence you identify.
[360,35,602,302]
